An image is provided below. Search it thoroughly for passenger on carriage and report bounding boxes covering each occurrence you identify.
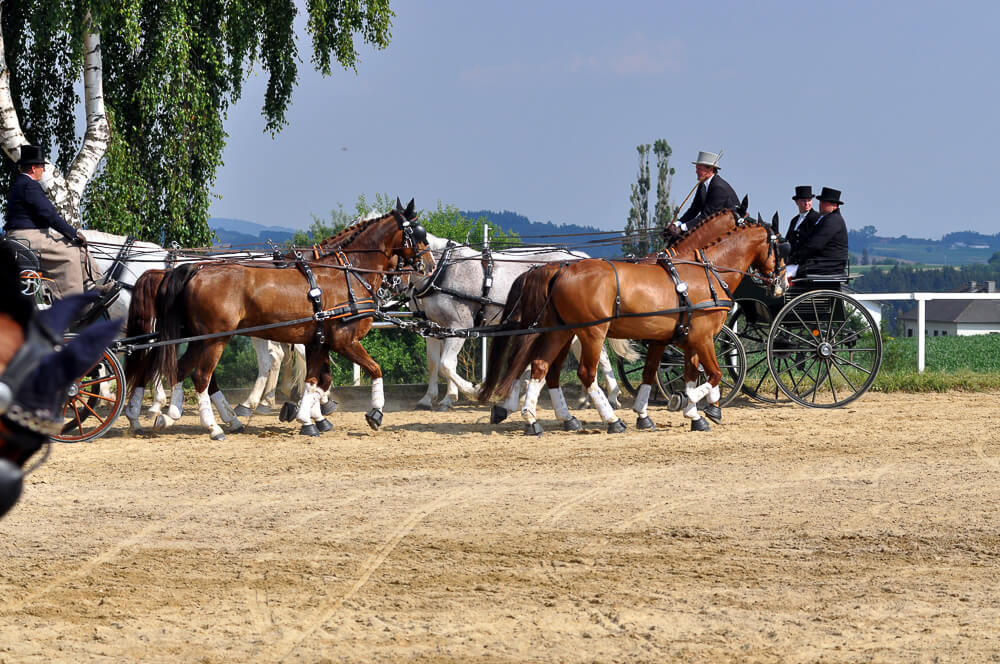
[785,186,848,281]
[3,144,117,302]
[664,150,740,244]
[786,185,820,247]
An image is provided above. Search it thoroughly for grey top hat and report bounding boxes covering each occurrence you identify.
[691,151,722,169]
[15,145,45,166]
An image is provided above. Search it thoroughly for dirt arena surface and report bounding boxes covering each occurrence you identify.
[2,389,1000,663]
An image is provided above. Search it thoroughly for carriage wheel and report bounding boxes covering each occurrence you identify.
[655,325,746,408]
[766,290,882,408]
[54,350,126,443]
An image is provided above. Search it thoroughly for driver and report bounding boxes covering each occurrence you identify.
[3,144,116,301]
[786,186,848,280]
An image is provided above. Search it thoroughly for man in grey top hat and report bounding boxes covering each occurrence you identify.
[664,150,740,244]
[3,144,113,300]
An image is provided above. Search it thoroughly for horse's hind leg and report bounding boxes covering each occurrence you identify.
[417,337,443,409]
[236,338,279,417]
[208,374,244,434]
[519,331,573,435]
[574,328,626,434]
[188,338,232,441]
[544,341,582,432]
[631,342,665,432]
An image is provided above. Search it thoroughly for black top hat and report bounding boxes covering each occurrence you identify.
[816,187,844,205]
[792,185,814,200]
[15,144,45,166]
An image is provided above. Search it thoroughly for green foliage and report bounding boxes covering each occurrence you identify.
[328,328,427,385]
[623,139,674,257]
[420,201,519,247]
[213,335,260,389]
[2,1,394,245]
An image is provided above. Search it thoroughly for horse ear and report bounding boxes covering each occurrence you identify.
[406,198,416,218]
[771,211,780,234]
[738,195,748,216]
[395,197,403,211]
[756,212,763,225]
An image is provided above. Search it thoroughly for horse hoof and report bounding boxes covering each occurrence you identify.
[279,402,297,422]
[704,404,722,424]
[320,400,338,416]
[255,404,273,416]
[636,415,656,431]
[562,416,583,432]
[365,409,383,431]
[666,393,688,412]
[523,422,544,436]
[606,419,627,434]
[229,420,245,434]
[691,417,711,432]
[315,418,333,433]
[233,404,253,418]
[415,401,433,410]
[210,431,226,441]
[490,405,508,425]
[434,401,454,412]
[153,414,168,430]
[299,423,320,437]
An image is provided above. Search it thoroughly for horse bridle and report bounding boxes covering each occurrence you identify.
[728,213,790,289]
[0,314,64,471]
[393,210,432,274]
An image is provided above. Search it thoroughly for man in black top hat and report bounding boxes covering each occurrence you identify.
[786,186,849,279]
[664,150,740,244]
[786,185,819,248]
[4,144,112,300]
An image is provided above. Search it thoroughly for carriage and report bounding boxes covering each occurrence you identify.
[615,269,883,410]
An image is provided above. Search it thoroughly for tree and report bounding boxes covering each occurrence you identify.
[622,139,674,257]
[0,0,394,246]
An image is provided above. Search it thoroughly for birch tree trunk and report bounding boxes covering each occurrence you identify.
[0,3,110,228]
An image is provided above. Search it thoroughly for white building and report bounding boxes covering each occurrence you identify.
[898,281,1000,337]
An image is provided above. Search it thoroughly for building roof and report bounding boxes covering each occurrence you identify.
[899,299,1000,323]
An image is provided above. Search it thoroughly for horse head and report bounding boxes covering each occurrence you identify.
[391,198,433,275]
[0,247,119,518]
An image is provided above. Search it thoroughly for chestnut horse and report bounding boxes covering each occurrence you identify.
[136,199,429,439]
[479,208,787,433]
[0,245,119,518]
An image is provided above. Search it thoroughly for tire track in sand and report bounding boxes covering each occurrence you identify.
[263,486,470,664]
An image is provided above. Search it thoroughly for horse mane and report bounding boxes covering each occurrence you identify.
[672,207,768,252]
[313,210,389,253]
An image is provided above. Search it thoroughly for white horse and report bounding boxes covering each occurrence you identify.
[407,232,634,416]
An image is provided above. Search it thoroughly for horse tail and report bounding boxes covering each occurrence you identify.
[478,265,559,401]
[124,269,167,392]
[606,337,640,363]
[151,263,202,386]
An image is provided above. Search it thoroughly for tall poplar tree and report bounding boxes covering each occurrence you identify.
[623,139,674,256]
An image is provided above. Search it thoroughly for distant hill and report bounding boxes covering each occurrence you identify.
[209,217,297,247]
[462,209,621,258]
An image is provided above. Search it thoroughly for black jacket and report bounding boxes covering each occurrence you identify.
[790,208,848,276]
[4,173,79,241]
[786,209,820,247]
[678,174,740,225]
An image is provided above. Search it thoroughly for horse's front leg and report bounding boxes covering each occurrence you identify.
[574,328,625,434]
[416,337,443,409]
[680,341,716,432]
[236,337,279,417]
[631,342,666,432]
[335,338,385,431]
[437,337,478,411]
[188,339,232,441]
[147,379,167,417]
[293,343,334,436]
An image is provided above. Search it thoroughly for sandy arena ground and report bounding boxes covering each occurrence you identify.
[1,389,1000,663]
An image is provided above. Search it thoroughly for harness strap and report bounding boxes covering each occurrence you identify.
[474,247,495,328]
[294,251,326,345]
[656,255,692,343]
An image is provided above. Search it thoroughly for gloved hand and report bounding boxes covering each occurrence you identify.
[74,232,87,247]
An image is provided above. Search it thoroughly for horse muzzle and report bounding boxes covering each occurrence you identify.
[0,458,24,519]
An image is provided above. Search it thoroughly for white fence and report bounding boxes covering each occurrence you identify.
[853,292,1000,373]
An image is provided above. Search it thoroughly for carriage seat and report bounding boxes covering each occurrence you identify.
[0,235,41,273]
[787,271,851,297]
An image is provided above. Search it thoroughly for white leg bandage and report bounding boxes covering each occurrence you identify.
[683,380,712,419]
[521,378,544,424]
[148,381,166,415]
[197,389,223,438]
[502,379,523,414]
[548,387,571,422]
[371,377,385,411]
[633,383,652,418]
[166,383,184,420]
[709,384,721,404]
[211,391,239,425]
[125,387,145,423]
[587,383,616,423]
[296,384,318,425]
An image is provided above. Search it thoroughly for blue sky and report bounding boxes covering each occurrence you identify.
[210,1,1000,240]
